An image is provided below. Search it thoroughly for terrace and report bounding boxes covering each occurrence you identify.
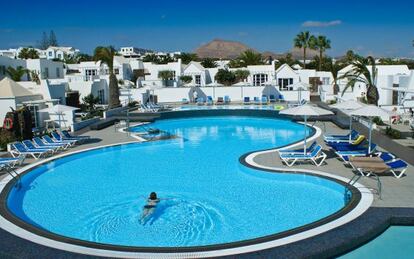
[0,105,413,258]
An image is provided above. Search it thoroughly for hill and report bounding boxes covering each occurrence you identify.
[195,39,253,59]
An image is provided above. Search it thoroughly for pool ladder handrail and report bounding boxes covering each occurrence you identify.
[1,164,22,189]
[348,173,382,199]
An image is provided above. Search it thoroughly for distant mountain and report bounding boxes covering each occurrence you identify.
[195,39,253,59]
[289,47,319,60]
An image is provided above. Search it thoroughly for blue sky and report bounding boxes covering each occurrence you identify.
[0,0,413,57]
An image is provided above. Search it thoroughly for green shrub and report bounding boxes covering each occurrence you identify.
[0,129,16,150]
[373,116,386,126]
[385,126,401,139]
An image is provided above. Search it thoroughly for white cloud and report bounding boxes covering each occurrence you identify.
[302,20,342,27]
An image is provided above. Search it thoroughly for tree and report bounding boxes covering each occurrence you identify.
[18,47,39,59]
[93,46,120,108]
[200,58,217,68]
[6,66,28,81]
[180,75,192,84]
[339,56,379,105]
[276,53,296,68]
[76,53,93,62]
[38,31,50,50]
[234,69,250,82]
[29,70,41,84]
[49,30,58,46]
[82,93,100,112]
[228,59,243,68]
[238,50,263,66]
[328,61,345,95]
[311,35,331,71]
[158,70,175,86]
[130,69,146,86]
[158,55,175,64]
[215,69,236,86]
[142,54,159,63]
[178,53,198,64]
[294,31,315,69]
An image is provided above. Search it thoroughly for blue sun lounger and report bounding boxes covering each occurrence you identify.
[23,140,57,154]
[10,142,50,159]
[354,159,408,179]
[243,97,251,105]
[261,96,268,104]
[324,130,359,142]
[0,155,24,167]
[224,95,231,104]
[43,135,76,147]
[206,96,213,105]
[279,145,327,167]
[51,132,79,145]
[335,144,377,162]
[278,141,318,155]
[33,137,67,150]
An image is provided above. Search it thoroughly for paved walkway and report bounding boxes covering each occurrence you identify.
[0,118,414,258]
[252,121,414,208]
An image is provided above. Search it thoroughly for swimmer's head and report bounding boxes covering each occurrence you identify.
[149,192,157,200]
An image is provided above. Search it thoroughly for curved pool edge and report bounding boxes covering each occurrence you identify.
[0,123,373,259]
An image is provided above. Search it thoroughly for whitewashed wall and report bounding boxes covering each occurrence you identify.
[124,86,310,104]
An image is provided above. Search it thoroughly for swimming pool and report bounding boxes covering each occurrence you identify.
[1,116,364,255]
[341,226,414,258]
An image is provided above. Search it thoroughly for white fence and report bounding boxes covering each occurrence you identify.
[122,86,310,103]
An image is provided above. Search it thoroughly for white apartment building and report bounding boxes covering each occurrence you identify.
[119,47,152,58]
[40,46,80,60]
[0,56,64,81]
[337,65,411,106]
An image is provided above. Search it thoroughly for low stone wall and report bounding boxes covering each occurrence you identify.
[103,106,129,119]
[70,117,100,132]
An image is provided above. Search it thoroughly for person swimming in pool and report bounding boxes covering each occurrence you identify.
[140,192,160,224]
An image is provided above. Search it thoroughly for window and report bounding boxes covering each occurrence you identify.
[0,65,5,75]
[195,75,201,85]
[98,90,105,104]
[48,51,53,57]
[253,74,268,86]
[278,78,294,90]
[114,68,120,75]
[56,68,60,78]
[322,77,330,85]
[57,54,62,59]
[42,68,49,79]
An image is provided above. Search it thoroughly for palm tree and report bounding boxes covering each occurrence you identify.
[294,31,315,69]
[178,53,198,64]
[234,70,250,83]
[311,36,331,71]
[6,66,28,81]
[339,56,379,105]
[158,70,175,86]
[238,50,263,66]
[328,61,343,95]
[18,48,39,59]
[200,58,217,68]
[93,46,120,108]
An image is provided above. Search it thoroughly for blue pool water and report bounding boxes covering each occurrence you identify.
[7,116,349,247]
[341,226,414,258]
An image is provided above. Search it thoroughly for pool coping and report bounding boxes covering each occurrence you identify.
[0,113,373,258]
